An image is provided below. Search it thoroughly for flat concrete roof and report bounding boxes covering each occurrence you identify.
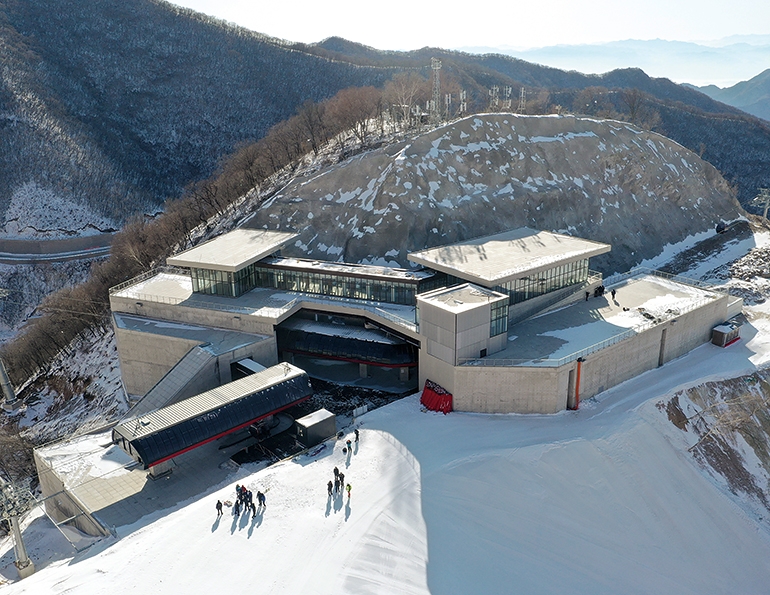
[111,271,419,336]
[418,283,507,314]
[36,430,251,535]
[166,229,299,273]
[407,228,611,286]
[113,313,270,355]
[485,274,722,365]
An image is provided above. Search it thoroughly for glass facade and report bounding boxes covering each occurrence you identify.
[493,259,589,305]
[189,257,589,306]
[190,262,437,305]
[489,299,509,337]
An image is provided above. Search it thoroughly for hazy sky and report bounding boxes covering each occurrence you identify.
[170,0,769,50]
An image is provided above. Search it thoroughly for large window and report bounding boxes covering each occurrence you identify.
[490,299,509,337]
[191,262,424,305]
[494,259,589,305]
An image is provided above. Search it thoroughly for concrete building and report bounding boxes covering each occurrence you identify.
[108,227,741,416]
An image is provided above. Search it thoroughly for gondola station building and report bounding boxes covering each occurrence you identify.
[108,226,740,418]
[34,226,741,539]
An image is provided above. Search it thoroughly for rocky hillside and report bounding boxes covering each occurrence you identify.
[246,114,743,274]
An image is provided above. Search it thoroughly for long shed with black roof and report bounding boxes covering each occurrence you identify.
[112,362,312,469]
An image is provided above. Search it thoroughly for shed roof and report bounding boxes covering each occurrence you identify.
[116,362,306,441]
[166,229,298,272]
[407,228,611,286]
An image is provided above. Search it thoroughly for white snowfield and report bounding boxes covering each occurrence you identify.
[5,315,770,594]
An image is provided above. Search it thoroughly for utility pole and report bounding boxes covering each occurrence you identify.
[431,58,442,125]
[0,480,36,579]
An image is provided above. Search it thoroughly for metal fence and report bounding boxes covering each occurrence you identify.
[459,293,716,368]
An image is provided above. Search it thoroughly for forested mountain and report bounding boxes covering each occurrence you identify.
[2,0,769,234]
[696,69,770,121]
[0,0,389,226]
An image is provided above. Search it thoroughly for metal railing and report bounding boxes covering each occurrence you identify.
[602,267,724,293]
[110,267,418,330]
[109,266,190,295]
[459,293,717,368]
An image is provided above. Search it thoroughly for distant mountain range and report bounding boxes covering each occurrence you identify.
[2,0,770,231]
[692,69,770,122]
[458,38,770,88]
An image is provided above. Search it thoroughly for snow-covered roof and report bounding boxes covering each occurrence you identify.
[417,283,507,313]
[408,228,611,286]
[166,229,299,272]
[261,256,435,282]
[296,408,335,427]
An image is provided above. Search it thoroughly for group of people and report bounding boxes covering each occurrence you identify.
[328,466,352,499]
[329,430,360,498]
[585,286,618,301]
[215,429,362,518]
[216,484,266,517]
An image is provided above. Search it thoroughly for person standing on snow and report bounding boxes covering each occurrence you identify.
[257,491,266,508]
[333,466,339,479]
[346,484,352,498]
[334,477,340,494]
[216,500,223,516]
[327,480,333,496]
[354,429,359,442]
[338,472,345,488]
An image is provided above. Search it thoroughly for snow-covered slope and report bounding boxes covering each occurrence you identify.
[249,114,743,274]
[3,224,770,595]
[5,325,770,594]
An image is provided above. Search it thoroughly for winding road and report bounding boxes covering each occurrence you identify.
[0,233,114,264]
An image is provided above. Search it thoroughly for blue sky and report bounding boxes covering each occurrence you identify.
[170,0,770,50]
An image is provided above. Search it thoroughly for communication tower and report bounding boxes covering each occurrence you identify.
[431,58,442,124]
[459,90,467,115]
[489,85,499,111]
[517,87,526,114]
[502,86,512,110]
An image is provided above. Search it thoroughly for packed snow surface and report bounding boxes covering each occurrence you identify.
[6,312,770,594]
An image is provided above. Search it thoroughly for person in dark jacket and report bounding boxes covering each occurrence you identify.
[216,500,223,516]
[257,491,266,507]
[327,480,333,496]
[338,472,345,488]
[354,429,359,442]
[334,478,340,493]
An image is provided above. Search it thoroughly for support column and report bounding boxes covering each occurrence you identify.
[359,363,368,378]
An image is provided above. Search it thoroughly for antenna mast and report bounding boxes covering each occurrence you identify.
[431,58,442,125]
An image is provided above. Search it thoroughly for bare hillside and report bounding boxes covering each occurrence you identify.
[248,114,744,273]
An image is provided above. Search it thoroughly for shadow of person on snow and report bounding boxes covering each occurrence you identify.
[333,491,344,514]
[211,515,221,533]
[230,512,239,535]
[247,508,264,538]
[239,509,251,531]
[325,494,332,517]
[344,497,351,522]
